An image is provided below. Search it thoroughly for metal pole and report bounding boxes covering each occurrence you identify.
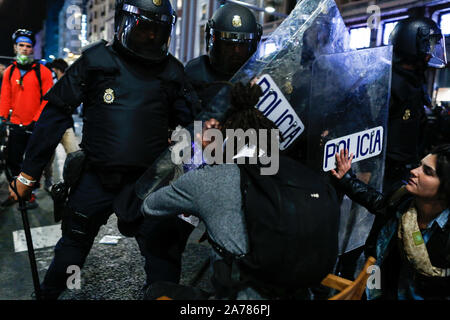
[18,197,42,300]
[4,126,42,300]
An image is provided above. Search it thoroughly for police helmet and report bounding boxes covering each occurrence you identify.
[12,29,35,46]
[389,17,447,68]
[206,3,262,76]
[115,0,177,62]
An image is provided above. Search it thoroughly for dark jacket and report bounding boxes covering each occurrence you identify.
[336,172,450,299]
[22,40,197,179]
[184,55,230,113]
[386,65,429,165]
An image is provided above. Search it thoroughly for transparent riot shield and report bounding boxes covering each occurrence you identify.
[307,46,393,254]
[199,0,350,124]
[137,0,352,196]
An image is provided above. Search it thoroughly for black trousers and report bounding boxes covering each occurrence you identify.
[6,127,31,180]
[40,169,194,299]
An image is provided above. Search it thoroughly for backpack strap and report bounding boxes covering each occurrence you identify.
[8,64,16,82]
[33,63,43,103]
[8,62,44,103]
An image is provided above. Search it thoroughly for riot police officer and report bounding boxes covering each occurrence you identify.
[10,0,197,299]
[185,3,262,110]
[384,17,447,194]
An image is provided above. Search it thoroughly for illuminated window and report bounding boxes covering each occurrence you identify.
[383,21,398,45]
[349,27,371,49]
[441,12,450,35]
[201,4,207,20]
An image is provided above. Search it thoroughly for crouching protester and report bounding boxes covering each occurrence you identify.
[331,145,450,299]
[140,82,341,300]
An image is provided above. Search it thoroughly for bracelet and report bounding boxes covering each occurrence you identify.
[17,174,36,187]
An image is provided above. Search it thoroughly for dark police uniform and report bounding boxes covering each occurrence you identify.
[384,64,429,194]
[21,40,196,299]
[185,55,230,112]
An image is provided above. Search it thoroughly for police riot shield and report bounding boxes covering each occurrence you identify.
[199,0,350,128]
[137,0,351,196]
[307,46,393,254]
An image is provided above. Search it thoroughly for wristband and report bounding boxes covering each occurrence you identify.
[17,174,36,187]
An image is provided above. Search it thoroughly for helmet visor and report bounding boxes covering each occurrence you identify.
[117,11,173,61]
[428,34,447,68]
[209,30,258,75]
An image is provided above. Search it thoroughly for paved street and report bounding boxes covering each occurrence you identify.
[0,122,213,300]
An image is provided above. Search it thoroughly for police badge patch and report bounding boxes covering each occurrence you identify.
[403,109,411,120]
[104,88,115,104]
[232,15,242,28]
[153,0,162,6]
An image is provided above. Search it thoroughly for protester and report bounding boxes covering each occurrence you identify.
[331,145,450,299]
[142,82,340,300]
[0,29,53,209]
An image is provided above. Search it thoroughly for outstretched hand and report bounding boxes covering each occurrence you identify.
[196,118,221,149]
[330,149,354,180]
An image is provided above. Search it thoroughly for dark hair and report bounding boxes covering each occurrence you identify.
[48,58,68,73]
[220,82,279,158]
[431,144,450,204]
[222,82,277,132]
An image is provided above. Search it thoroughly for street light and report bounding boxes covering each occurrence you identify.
[265,6,275,14]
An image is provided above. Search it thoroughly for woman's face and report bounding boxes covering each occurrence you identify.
[406,154,441,199]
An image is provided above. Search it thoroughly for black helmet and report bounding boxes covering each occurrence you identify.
[115,0,177,62]
[206,3,262,76]
[12,29,35,46]
[389,17,447,69]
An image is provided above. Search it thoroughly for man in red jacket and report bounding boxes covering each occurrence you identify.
[0,29,53,208]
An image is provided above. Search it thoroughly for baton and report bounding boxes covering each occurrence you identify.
[3,126,42,300]
[9,180,42,300]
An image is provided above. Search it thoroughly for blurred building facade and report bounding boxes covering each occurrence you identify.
[43,0,450,101]
[86,0,115,43]
[58,0,84,61]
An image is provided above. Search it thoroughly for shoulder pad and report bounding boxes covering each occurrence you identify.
[160,54,184,83]
[82,40,108,54]
[81,40,118,74]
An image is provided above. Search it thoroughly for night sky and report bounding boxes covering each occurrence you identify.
[0,0,47,57]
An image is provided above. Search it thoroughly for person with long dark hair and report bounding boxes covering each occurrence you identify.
[331,145,450,299]
[142,82,340,300]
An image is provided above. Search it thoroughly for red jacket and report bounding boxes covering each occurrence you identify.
[0,61,53,126]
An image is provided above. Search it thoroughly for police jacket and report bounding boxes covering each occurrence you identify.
[336,173,450,299]
[185,55,230,112]
[21,40,196,179]
[0,61,53,125]
[386,65,429,165]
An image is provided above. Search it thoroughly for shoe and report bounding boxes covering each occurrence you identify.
[25,194,38,210]
[1,196,16,207]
